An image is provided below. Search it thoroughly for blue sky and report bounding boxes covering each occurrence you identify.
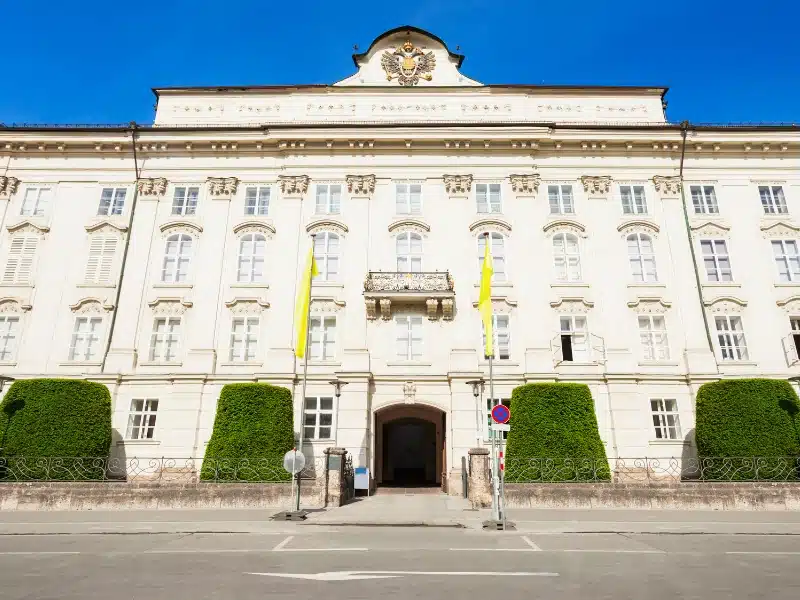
[2,0,797,125]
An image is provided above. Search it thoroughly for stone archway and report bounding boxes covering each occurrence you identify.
[374,404,445,488]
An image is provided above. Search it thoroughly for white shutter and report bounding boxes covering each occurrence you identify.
[4,235,37,284]
[783,336,799,366]
[98,237,118,283]
[84,236,104,282]
[551,333,564,366]
[3,237,25,283]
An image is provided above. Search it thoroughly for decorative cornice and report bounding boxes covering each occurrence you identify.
[469,217,512,234]
[471,296,517,313]
[388,218,430,234]
[147,297,193,315]
[543,219,587,237]
[6,220,50,234]
[69,297,115,314]
[224,297,270,314]
[760,221,800,239]
[233,220,276,237]
[652,175,682,196]
[278,175,310,196]
[84,220,128,234]
[509,174,541,195]
[0,297,32,313]
[306,218,348,235]
[703,296,747,313]
[777,295,800,313]
[627,297,672,313]
[137,177,168,196]
[345,174,376,196]
[0,176,20,199]
[580,175,612,196]
[690,220,731,238]
[550,296,595,313]
[159,220,203,235]
[617,219,660,237]
[207,177,239,198]
[310,297,346,313]
[443,174,473,196]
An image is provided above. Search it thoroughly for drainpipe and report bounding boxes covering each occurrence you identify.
[101,122,141,372]
[677,120,715,353]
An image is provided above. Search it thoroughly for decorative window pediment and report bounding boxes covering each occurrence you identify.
[777,295,800,313]
[278,175,310,197]
[760,221,800,239]
[6,220,50,234]
[469,217,512,235]
[0,176,21,199]
[617,219,660,237]
[306,218,348,236]
[84,220,128,235]
[691,220,730,238]
[580,175,612,197]
[147,296,193,315]
[159,220,203,237]
[470,296,517,313]
[550,296,595,313]
[224,297,270,315]
[652,175,683,196]
[543,219,587,237]
[345,174,376,196]
[69,297,115,314]
[388,218,430,235]
[509,174,540,195]
[0,297,31,313]
[443,174,473,196]
[207,177,239,198]
[704,296,747,313]
[137,177,168,197]
[233,220,276,238]
[627,296,672,314]
[310,297,346,313]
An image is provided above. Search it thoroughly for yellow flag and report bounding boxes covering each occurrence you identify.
[294,244,319,358]
[478,235,494,357]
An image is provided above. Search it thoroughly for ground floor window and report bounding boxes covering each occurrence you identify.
[650,398,681,440]
[304,396,334,440]
[126,399,159,440]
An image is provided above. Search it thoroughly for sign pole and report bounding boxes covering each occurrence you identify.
[488,349,499,522]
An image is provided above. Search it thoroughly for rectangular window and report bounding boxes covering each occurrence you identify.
[2,235,38,284]
[0,316,20,362]
[486,398,511,440]
[68,316,102,362]
[759,185,788,215]
[715,315,749,361]
[125,399,159,440]
[483,314,510,360]
[303,396,334,440]
[791,317,800,360]
[690,185,719,214]
[97,187,127,216]
[229,317,259,362]
[396,183,422,215]
[20,187,53,217]
[309,316,336,360]
[772,240,800,282]
[84,236,118,284]
[171,186,199,216]
[701,239,733,282]
[620,185,648,215]
[638,315,670,361]
[315,184,342,215]
[477,233,506,282]
[244,186,270,216]
[650,398,681,440]
[476,183,502,213]
[548,185,574,214]
[395,315,423,360]
[149,317,181,362]
[559,315,589,362]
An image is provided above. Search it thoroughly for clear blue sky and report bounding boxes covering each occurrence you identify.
[2,0,798,125]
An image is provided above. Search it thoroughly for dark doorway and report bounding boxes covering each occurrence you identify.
[382,417,437,486]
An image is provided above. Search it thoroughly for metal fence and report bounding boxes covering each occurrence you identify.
[503,457,800,483]
[0,456,327,483]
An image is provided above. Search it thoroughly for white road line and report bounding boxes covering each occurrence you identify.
[272,536,294,552]
[0,551,80,555]
[726,552,800,556]
[449,548,540,552]
[147,549,288,554]
[522,536,542,551]
[560,549,665,554]
[278,548,369,552]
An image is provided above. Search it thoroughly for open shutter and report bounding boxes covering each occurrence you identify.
[783,336,799,366]
[591,333,607,363]
[551,333,563,366]
[98,237,118,283]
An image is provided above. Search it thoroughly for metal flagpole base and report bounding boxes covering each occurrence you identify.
[482,519,516,531]
[270,510,309,521]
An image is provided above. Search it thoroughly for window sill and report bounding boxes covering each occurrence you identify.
[718,361,758,366]
[312,281,344,288]
[473,281,513,288]
[76,282,116,289]
[556,361,601,367]
[306,439,335,444]
[387,360,433,367]
[219,361,264,368]
[701,282,741,288]
[627,282,666,288]
[117,440,161,446]
[230,283,269,289]
[58,361,102,367]
[153,283,193,289]
[479,361,519,367]
[775,282,800,288]
[639,361,680,367]
[551,282,590,288]
[0,361,16,367]
[308,360,342,367]
[139,361,183,367]
[648,439,690,445]
[0,283,34,289]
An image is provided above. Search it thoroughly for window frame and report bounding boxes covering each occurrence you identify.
[2,234,39,285]
[552,232,582,282]
[619,184,648,215]
[477,232,507,282]
[395,231,423,273]
[700,239,733,282]
[638,314,670,361]
[772,239,800,283]
[236,233,267,284]
[759,185,788,215]
[548,184,575,215]
[395,315,424,361]
[395,182,422,215]
[84,234,119,285]
[476,183,502,214]
[689,185,719,215]
[229,316,260,362]
[627,232,658,283]
[313,231,340,282]
[244,185,271,216]
[171,185,200,216]
[558,314,590,362]
[303,396,335,441]
[315,184,342,215]
[161,233,193,284]
[309,315,337,361]
[650,398,682,441]
[0,315,21,362]
[714,315,749,361]
[20,186,53,217]
[482,314,511,360]
[68,315,104,362]
[125,398,159,440]
[97,187,128,217]
[149,316,182,363]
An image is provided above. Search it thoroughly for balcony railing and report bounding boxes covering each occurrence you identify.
[364,271,454,293]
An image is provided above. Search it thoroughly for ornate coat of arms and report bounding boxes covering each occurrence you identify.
[381,39,436,86]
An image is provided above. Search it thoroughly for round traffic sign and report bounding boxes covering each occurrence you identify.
[491,404,510,424]
[282,449,306,475]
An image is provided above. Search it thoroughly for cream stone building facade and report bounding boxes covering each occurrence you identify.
[0,26,798,490]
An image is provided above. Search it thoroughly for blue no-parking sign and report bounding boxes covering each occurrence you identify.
[491,403,510,424]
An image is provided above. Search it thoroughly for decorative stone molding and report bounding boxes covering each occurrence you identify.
[310,297,346,313]
[0,176,20,199]
[550,296,595,313]
[364,272,454,294]
[278,175,310,197]
[6,220,50,234]
[426,298,439,320]
[580,175,612,197]
[690,221,730,238]
[403,381,416,404]
[233,220,276,238]
[509,174,540,195]
[159,221,203,237]
[84,220,128,234]
[224,297,270,315]
[471,297,517,313]
[760,221,800,239]
[69,297,115,314]
[306,219,348,236]
[137,177,168,197]
[617,219,660,237]
[441,297,454,321]
[627,297,672,314]
[704,296,747,314]
[365,297,377,320]
[207,177,239,198]
[443,174,473,196]
[543,219,587,237]
[379,298,391,321]
[652,175,683,196]
[777,295,800,313]
[0,297,32,313]
[469,218,512,234]
[345,174,376,196]
[388,218,430,235]
[147,297,193,315]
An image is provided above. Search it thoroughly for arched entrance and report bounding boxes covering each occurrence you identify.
[374,404,445,488]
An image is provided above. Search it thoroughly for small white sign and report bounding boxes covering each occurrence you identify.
[491,423,510,432]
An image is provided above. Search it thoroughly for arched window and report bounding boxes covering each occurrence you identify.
[314,232,339,281]
[477,233,506,281]
[237,233,266,283]
[396,232,423,272]
[552,233,581,282]
[162,233,193,283]
[627,233,658,283]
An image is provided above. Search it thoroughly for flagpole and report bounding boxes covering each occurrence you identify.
[489,348,498,522]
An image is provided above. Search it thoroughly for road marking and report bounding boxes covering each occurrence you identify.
[522,536,542,551]
[726,552,800,556]
[277,548,369,552]
[272,536,294,552]
[449,548,540,552]
[0,551,80,555]
[560,549,665,554]
[247,571,559,582]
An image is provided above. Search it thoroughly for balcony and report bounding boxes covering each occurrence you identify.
[363,271,455,321]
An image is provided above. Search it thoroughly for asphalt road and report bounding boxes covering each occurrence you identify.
[1,528,799,599]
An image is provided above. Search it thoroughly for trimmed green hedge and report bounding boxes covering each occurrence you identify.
[0,379,112,480]
[505,383,610,481]
[201,383,295,482]
[695,379,800,480]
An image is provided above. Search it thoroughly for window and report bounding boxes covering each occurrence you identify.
[772,240,800,282]
[315,184,341,215]
[790,318,800,360]
[229,317,259,362]
[690,185,718,214]
[149,317,181,362]
[126,399,159,440]
[476,183,502,213]
[162,234,192,283]
[759,185,788,215]
[84,235,118,284]
[639,315,670,361]
[171,186,199,216]
[559,315,589,362]
[237,233,266,283]
[552,233,581,282]
[396,232,422,272]
[395,315,423,360]
[701,239,733,282]
[650,399,681,440]
[486,398,511,440]
[68,316,102,361]
[396,183,422,215]
[244,186,270,216]
[548,185,574,214]
[20,187,52,217]
[482,314,510,360]
[619,185,648,215]
[2,235,38,284]
[0,316,20,361]
[313,232,339,281]
[627,233,658,283]
[715,315,749,361]
[309,316,336,360]
[304,396,334,440]
[477,233,506,282]
[97,187,127,216]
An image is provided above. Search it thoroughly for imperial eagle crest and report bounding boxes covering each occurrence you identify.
[380,38,436,86]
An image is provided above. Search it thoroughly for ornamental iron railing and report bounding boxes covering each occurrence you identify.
[364,271,454,293]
